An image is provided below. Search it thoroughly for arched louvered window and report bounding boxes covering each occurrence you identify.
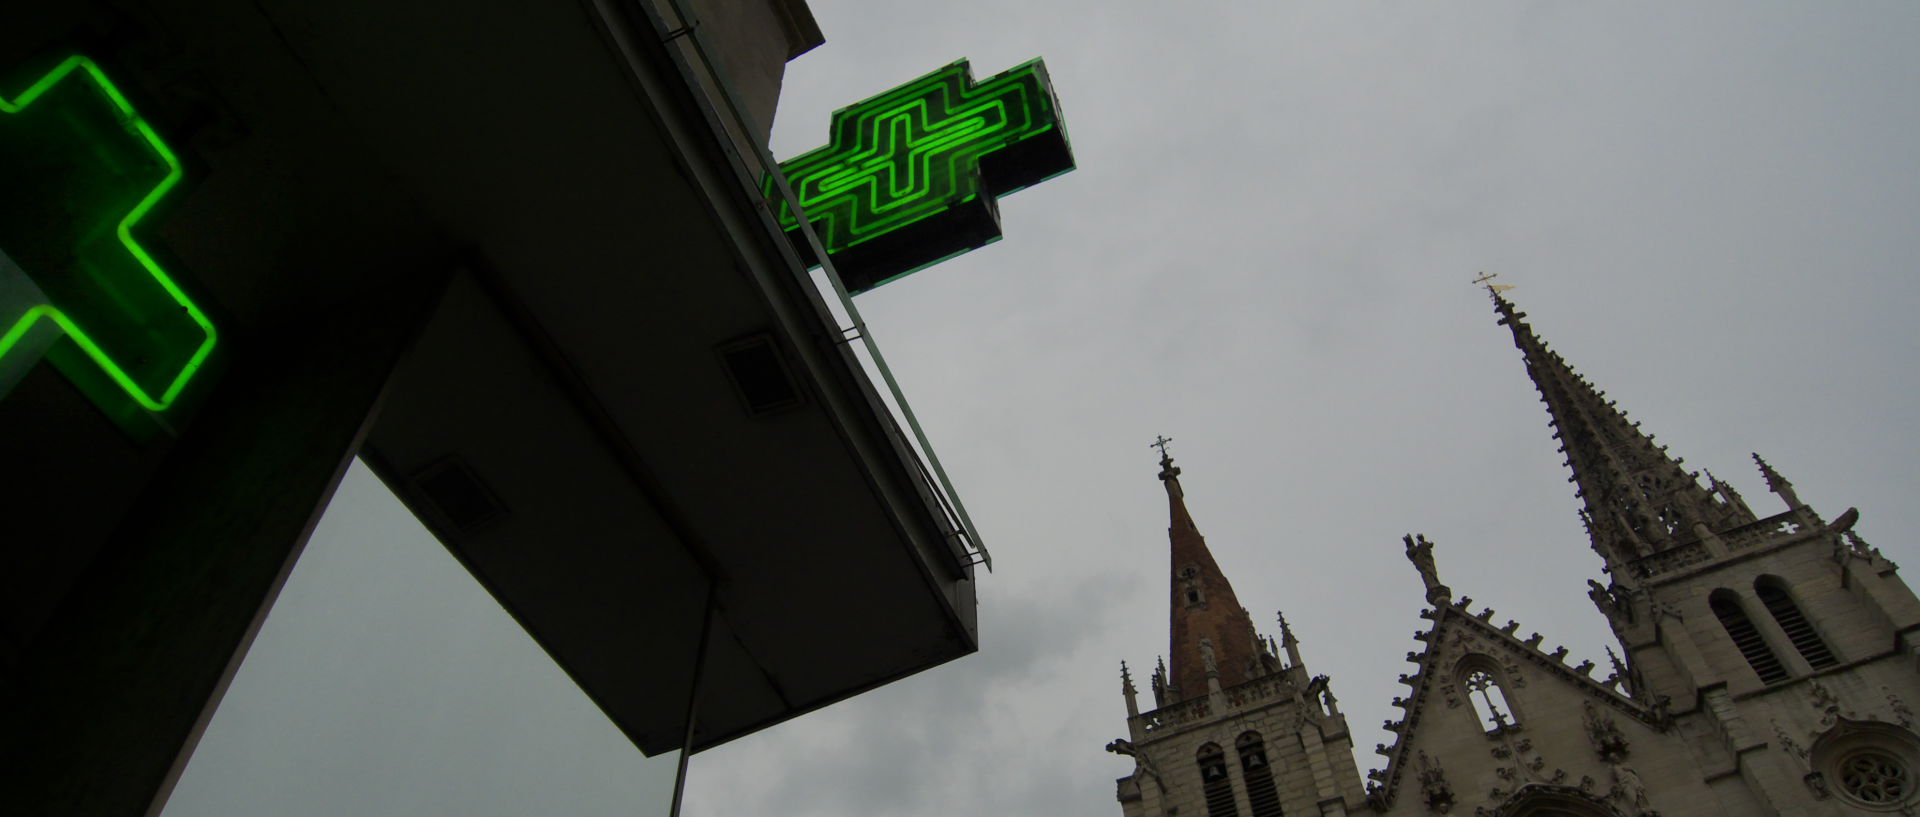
[1711,589,1789,684]
[1235,732,1284,817]
[1197,743,1239,817]
[1756,576,1838,669]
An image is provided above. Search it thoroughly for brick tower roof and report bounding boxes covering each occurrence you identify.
[1159,452,1263,703]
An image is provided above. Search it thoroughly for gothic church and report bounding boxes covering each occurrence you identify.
[1107,294,1920,817]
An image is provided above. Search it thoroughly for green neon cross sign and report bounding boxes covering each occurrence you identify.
[768,58,1074,294]
[0,55,216,414]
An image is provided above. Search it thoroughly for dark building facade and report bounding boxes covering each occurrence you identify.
[1,1,985,814]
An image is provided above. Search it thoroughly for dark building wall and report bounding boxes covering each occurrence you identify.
[681,0,823,147]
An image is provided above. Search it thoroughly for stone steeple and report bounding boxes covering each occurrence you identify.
[1115,447,1368,817]
[1158,448,1264,704]
[1492,293,1755,574]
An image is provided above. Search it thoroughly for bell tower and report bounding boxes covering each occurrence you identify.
[1109,442,1368,817]
[1492,291,1920,814]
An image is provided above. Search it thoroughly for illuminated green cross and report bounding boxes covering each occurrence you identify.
[0,55,216,414]
[768,58,1074,294]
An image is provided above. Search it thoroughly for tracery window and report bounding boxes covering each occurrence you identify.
[1710,588,1790,684]
[1755,576,1838,669]
[1809,719,1920,812]
[1458,657,1518,732]
[1838,749,1911,805]
[1236,732,1284,817]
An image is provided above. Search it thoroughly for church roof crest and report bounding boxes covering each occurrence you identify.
[1367,534,1672,809]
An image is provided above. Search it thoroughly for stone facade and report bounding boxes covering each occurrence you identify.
[1112,295,1920,817]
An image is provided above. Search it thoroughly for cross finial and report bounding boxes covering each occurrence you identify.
[1471,271,1515,295]
[1151,435,1181,483]
[1149,434,1174,460]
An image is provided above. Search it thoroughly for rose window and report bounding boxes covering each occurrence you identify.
[1840,750,1911,804]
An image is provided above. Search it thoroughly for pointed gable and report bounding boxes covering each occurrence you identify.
[1367,551,1667,813]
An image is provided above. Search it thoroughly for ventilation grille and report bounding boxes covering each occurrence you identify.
[1712,592,1790,684]
[1758,582,1839,668]
[717,335,802,415]
[1240,741,1285,817]
[1200,751,1240,817]
[412,458,506,534]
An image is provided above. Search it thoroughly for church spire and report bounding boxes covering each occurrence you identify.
[1277,611,1305,670]
[1155,439,1264,704]
[1752,452,1804,510]
[1491,293,1756,574]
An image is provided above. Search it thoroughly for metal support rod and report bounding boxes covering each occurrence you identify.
[666,580,717,817]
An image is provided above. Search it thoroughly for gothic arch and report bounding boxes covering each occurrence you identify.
[1195,742,1239,817]
[1196,740,1225,758]
[1754,574,1839,668]
[1454,652,1521,732]
[1485,783,1628,817]
[1709,588,1790,684]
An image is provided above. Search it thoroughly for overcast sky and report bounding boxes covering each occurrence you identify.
[166,2,1920,816]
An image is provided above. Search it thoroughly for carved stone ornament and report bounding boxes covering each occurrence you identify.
[1503,658,1528,688]
[1486,732,1560,805]
[1449,629,1471,648]
[1106,739,1167,794]
[1888,687,1916,729]
[1804,770,1831,800]
[1584,700,1630,762]
[1406,533,1449,602]
[1588,579,1620,620]
[1417,751,1455,814]
[1773,719,1809,764]
[1810,679,1853,727]
[1647,694,1674,731]
[1608,761,1654,816]
[1648,598,1683,624]
[1811,679,1840,710]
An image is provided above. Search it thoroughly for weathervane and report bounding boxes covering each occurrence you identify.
[1471,271,1515,294]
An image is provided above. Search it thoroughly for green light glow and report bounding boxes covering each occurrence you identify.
[0,55,216,413]
[768,58,1074,293]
